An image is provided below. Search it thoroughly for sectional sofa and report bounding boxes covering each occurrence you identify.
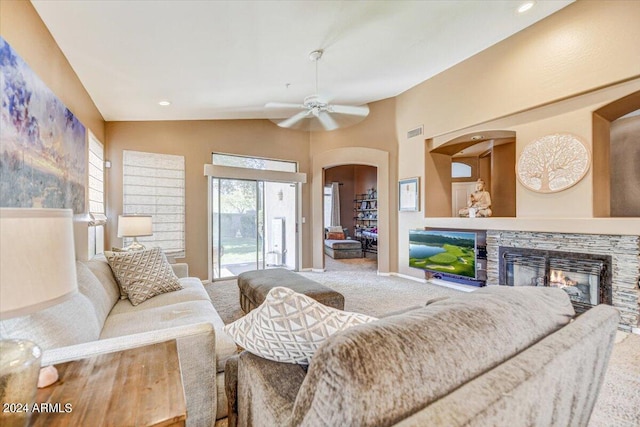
[0,255,236,426]
[225,287,620,426]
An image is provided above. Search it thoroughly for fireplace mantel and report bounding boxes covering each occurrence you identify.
[423,218,640,236]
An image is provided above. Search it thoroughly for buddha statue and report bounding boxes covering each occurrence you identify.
[459,179,492,217]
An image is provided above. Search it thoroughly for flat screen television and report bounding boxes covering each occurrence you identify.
[409,229,477,280]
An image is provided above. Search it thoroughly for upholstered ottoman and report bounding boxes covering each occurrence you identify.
[324,239,363,259]
[237,269,345,313]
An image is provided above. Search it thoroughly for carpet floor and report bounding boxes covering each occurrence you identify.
[205,258,640,427]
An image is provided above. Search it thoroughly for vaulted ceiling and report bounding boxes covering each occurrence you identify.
[31,0,573,121]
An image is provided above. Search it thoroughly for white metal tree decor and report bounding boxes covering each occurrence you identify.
[517,133,591,193]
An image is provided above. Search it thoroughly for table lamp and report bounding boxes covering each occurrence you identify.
[117,214,153,251]
[0,208,78,427]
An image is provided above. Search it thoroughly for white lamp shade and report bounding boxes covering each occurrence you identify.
[0,208,78,320]
[117,215,153,238]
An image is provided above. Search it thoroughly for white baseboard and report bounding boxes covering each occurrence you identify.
[632,327,640,335]
[390,272,427,283]
[427,278,479,293]
[299,268,313,272]
[311,268,325,273]
[377,271,391,276]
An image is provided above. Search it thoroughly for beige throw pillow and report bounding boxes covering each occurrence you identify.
[224,287,377,364]
[104,249,131,299]
[105,247,182,306]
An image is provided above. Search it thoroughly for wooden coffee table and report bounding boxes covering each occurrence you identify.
[29,340,186,427]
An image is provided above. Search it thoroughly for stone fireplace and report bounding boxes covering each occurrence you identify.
[498,246,611,314]
[487,230,640,332]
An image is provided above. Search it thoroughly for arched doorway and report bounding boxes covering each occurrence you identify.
[324,164,378,271]
[312,147,390,273]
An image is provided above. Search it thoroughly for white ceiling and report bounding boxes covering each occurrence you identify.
[31,0,573,122]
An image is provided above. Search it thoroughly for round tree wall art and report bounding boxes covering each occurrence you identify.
[517,133,591,193]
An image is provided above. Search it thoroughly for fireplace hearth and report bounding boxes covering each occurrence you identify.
[499,247,612,314]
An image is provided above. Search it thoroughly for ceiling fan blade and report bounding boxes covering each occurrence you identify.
[329,104,370,117]
[317,112,339,131]
[265,102,305,110]
[277,110,312,129]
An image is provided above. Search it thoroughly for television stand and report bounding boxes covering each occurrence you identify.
[425,270,486,288]
[427,277,479,293]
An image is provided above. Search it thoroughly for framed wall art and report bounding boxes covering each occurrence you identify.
[0,36,87,213]
[517,133,591,193]
[399,177,419,212]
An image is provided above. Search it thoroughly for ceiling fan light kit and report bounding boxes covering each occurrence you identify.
[266,49,370,132]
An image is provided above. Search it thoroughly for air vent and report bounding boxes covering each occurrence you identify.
[407,125,423,139]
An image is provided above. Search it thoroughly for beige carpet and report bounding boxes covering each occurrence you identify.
[205,260,640,427]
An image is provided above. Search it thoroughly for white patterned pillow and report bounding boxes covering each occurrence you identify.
[224,287,377,364]
[105,247,182,306]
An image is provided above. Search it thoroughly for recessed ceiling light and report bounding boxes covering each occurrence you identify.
[471,135,484,141]
[517,1,535,14]
[158,100,171,106]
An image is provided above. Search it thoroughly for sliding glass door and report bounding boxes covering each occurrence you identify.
[263,181,297,271]
[211,178,297,280]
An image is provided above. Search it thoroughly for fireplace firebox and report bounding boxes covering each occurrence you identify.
[499,247,612,314]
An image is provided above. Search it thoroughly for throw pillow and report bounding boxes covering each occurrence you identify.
[224,287,377,364]
[327,226,343,233]
[105,247,182,306]
[326,232,345,240]
[103,250,128,299]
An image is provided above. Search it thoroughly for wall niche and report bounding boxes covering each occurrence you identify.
[425,130,516,218]
[593,90,640,217]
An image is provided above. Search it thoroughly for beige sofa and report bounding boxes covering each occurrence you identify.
[226,286,619,427]
[0,255,236,426]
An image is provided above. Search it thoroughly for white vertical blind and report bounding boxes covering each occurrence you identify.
[123,150,185,257]
[88,134,105,214]
[330,182,341,227]
[323,186,332,229]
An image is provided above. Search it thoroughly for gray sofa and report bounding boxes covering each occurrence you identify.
[0,255,237,426]
[225,286,619,427]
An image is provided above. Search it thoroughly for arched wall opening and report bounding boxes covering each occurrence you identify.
[312,147,390,273]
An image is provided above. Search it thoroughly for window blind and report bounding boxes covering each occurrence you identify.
[88,134,105,214]
[122,150,185,257]
[323,186,332,229]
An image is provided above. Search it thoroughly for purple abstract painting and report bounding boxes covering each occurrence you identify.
[0,36,86,213]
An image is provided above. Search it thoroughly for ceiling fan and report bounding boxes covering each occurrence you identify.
[265,49,370,132]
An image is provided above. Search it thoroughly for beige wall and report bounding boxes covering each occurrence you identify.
[610,115,640,216]
[491,143,516,217]
[311,98,398,272]
[429,81,640,218]
[400,81,640,279]
[0,0,105,142]
[424,148,452,217]
[105,120,310,278]
[396,1,640,140]
[396,0,640,279]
